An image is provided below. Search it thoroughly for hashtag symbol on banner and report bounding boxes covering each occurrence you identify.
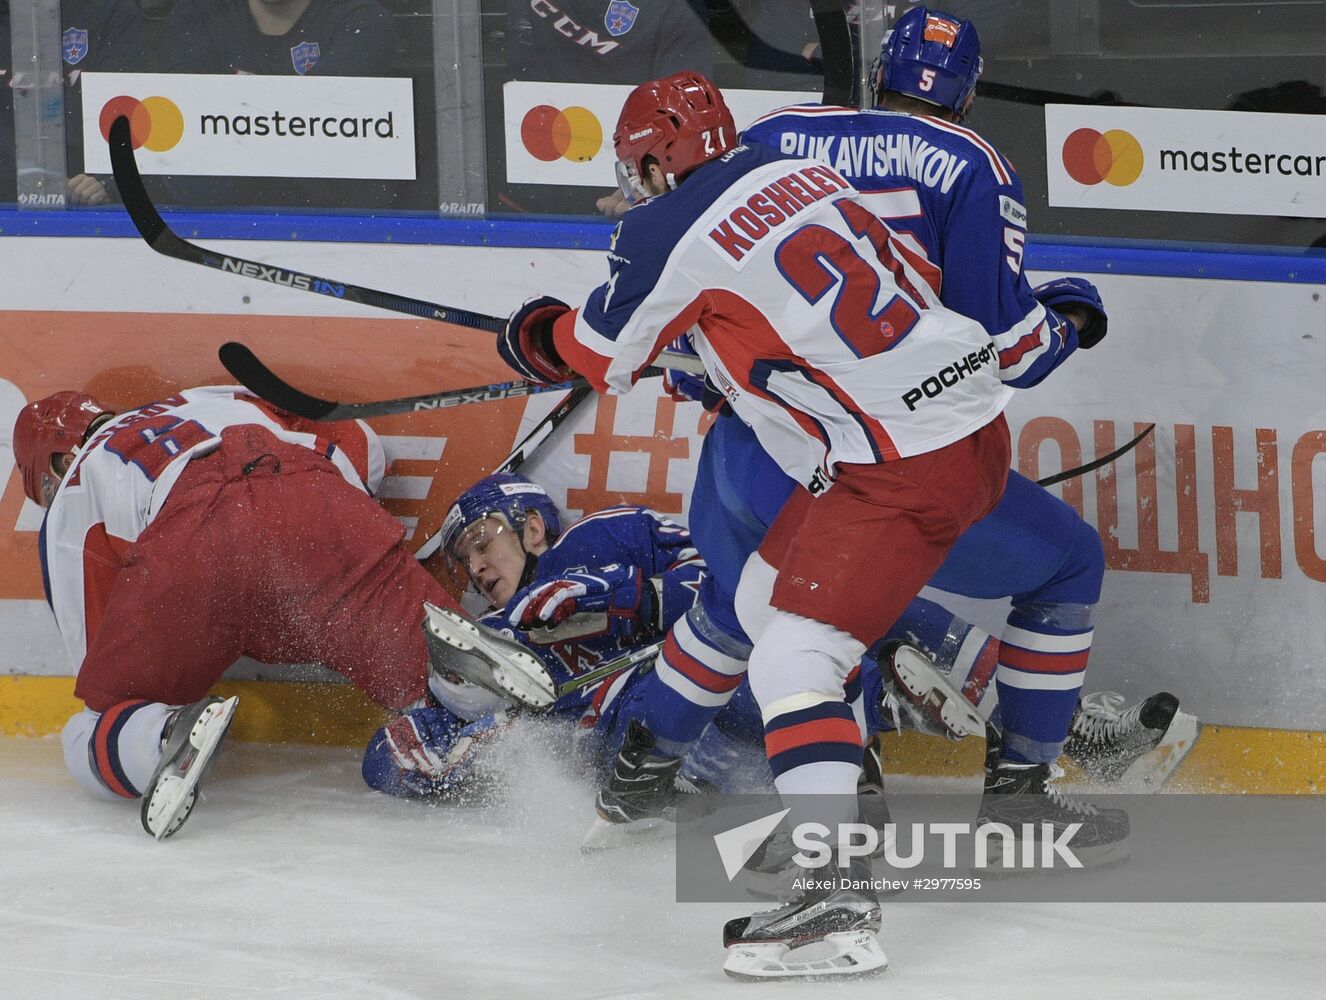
[567,395,689,515]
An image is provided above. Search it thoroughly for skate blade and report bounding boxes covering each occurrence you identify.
[423,603,556,709]
[1116,711,1201,790]
[892,645,983,739]
[723,931,888,981]
[141,696,239,841]
[580,814,674,853]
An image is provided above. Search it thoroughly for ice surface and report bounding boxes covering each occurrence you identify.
[2,734,1322,1000]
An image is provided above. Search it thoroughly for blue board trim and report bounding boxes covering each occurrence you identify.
[2,209,1323,283]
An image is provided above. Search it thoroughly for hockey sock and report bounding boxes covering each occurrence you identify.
[994,604,1092,764]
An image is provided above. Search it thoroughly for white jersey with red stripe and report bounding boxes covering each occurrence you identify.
[552,142,1012,492]
[40,385,386,666]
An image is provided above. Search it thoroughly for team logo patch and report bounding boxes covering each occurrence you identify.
[604,1,640,37]
[290,41,321,75]
[62,27,90,66]
[923,15,959,47]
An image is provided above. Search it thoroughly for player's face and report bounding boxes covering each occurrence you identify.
[452,515,528,608]
[38,453,74,508]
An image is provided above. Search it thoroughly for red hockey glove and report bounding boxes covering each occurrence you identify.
[500,295,574,384]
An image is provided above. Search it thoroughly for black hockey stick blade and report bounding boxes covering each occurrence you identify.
[109,115,504,331]
[1036,423,1156,487]
[220,341,586,421]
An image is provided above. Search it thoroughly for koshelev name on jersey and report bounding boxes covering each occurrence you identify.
[706,163,852,266]
[775,131,969,194]
[903,345,997,411]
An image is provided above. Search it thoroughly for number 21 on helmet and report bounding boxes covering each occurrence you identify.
[612,71,737,205]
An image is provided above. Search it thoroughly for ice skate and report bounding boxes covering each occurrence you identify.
[740,745,897,901]
[722,857,887,981]
[582,720,703,852]
[878,640,984,739]
[140,695,239,841]
[1064,690,1181,783]
[977,729,1130,871]
[423,601,556,710]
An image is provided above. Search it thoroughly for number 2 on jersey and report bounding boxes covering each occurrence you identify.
[775,199,924,358]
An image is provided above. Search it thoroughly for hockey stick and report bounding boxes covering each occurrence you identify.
[220,341,590,420]
[1034,423,1155,488]
[554,640,662,701]
[112,112,702,384]
[109,117,505,331]
[218,341,702,421]
[413,383,594,561]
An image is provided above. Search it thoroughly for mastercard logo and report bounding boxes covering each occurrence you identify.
[98,95,185,153]
[520,105,602,163]
[1061,128,1144,186]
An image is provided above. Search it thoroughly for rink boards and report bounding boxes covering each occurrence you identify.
[1,231,1323,791]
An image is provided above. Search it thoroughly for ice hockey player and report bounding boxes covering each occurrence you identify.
[568,5,1139,904]
[494,68,1032,979]
[13,386,543,840]
[361,471,761,807]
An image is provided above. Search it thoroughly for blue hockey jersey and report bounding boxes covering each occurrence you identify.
[362,506,702,798]
[480,505,701,718]
[742,105,1078,388]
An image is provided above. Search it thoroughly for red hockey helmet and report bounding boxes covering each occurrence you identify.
[613,71,737,203]
[12,391,114,504]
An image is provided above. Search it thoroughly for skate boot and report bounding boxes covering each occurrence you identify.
[1063,690,1180,783]
[741,744,898,901]
[877,640,984,740]
[722,856,887,981]
[582,720,700,851]
[140,695,239,840]
[423,601,556,709]
[858,742,896,861]
[977,728,1130,871]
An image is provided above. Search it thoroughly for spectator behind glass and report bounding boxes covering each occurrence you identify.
[717,0,824,91]
[499,0,713,216]
[62,0,150,206]
[157,0,404,211]
[506,0,712,84]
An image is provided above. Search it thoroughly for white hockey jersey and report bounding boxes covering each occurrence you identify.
[552,142,1013,492]
[39,386,386,667]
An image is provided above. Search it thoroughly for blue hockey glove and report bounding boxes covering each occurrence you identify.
[371,707,515,795]
[500,295,574,383]
[1033,277,1108,349]
[507,565,660,642]
[378,706,463,776]
[661,334,707,403]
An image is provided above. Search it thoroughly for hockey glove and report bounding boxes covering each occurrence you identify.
[372,708,516,797]
[661,334,708,403]
[379,706,463,777]
[507,565,661,643]
[500,295,574,384]
[661,334,729,413]
[1033,277,1108,350]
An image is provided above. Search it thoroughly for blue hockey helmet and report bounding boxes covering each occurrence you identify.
[438,473,561,584]
[875,6,983,118]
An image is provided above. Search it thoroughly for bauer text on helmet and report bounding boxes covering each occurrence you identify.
[612,72,737,205]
